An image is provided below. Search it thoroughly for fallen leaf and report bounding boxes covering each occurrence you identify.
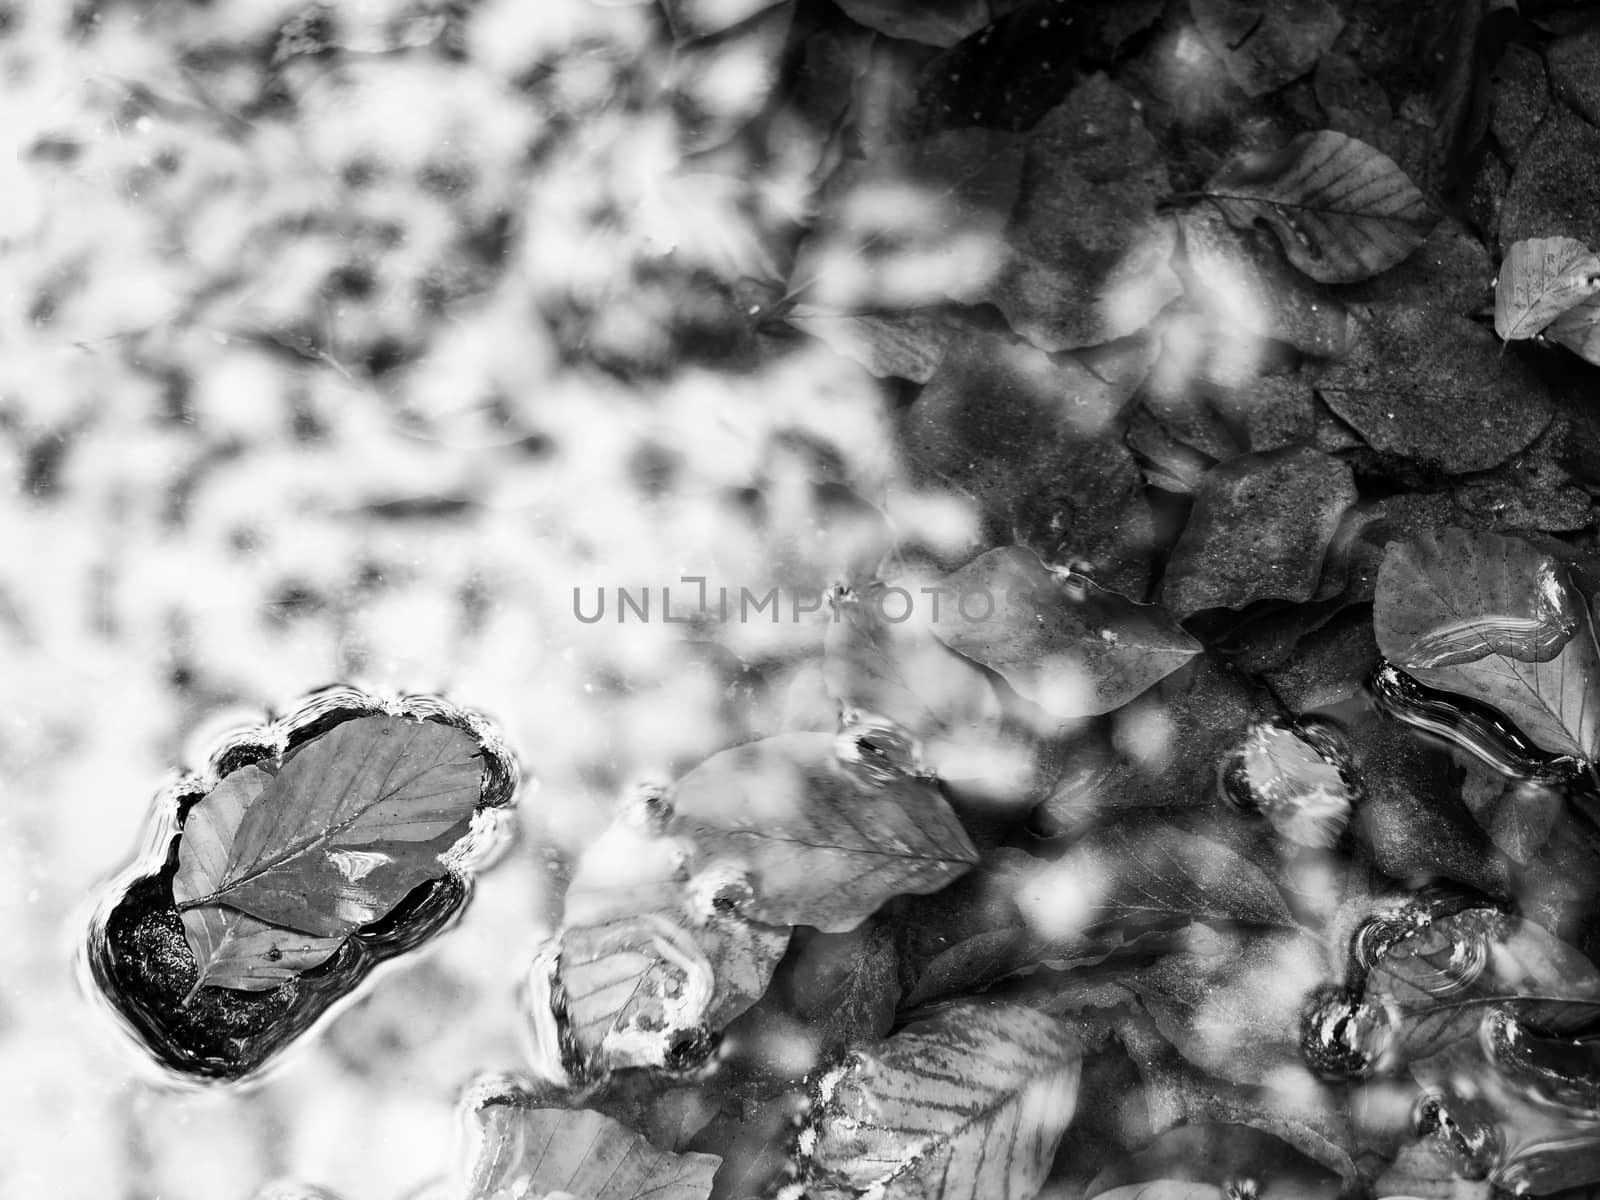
[1130,930,1329,1086]
[799,1002,1082,1200]
[1500,108,1600,253]
[529,906,789,1079]
[173,716,483,989]
[1460,764,1563,866]
[1199,131,1436,283]
[180,904,344,996]
[459,1075,721,1200]
[786,921,901,1054]
[1494,237,1600,341]
[1374,529,1600,761]
[1174,207,1353,360]
[1013,822,1293,957]
[1363,908,1600,1062]
[1546,291,1600,367]
[931,546,1200,718]
[1162,447,1355,618]
[982,74,1182,351]
[1315,307,1552,474]
[667,733,978,933]
[1191,0,1344,98]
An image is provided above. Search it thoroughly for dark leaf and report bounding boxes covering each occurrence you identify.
[1364,908,1600,1062]
[458,1075,720,1200]
[1459,764,1563,865]
[1174,207,1354,359]
[1374,529,1600,761]
[1162,447,1355,618]
[787,922,901,1054]
[1013,823,1293,956]
[932,546,1200,718]
[667,733,978,933]
[833,0,990,47]
[1494,237,1600,341]
[788,127,1025,311]
[1191,0,1344,98]
[799,1002,1082,1200]
[173,716,483,987]
[981,73,1182,351]
[1315,307,1552,474]
[1200,132,1436,283]
[1129,929,1330,1086]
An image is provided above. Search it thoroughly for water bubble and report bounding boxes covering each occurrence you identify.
[835,711,926,785]
[1482,1005,1600,1118]
[1415,1091,1502,1181]
[1299,983,1398,1079]
[1217,721,1356,847]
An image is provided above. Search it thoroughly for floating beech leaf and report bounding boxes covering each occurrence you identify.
[799,1002,1082,1200]
[1361,908,1600,1062]
[1494,237,1600,341]
[931,546,1200,718]
[526,906,788,1082]
[459,1075,720,1200]
[181,906,343,998]
[1375,530,1600,761]
[1546,292,1600,367]
[173,716,484,955]
[172,764,345,996]
[1218,723,1355,848]
[1013,823,1293,957]
[1200,132,1436,283]
[666,733,977,934]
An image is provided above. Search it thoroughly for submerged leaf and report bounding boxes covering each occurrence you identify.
[931,546,1200,718]
[1375,530,1600,760]
[174,716,484,947]
[181,905,343,996]
[1013,823,1293,957]
[1200,132,1436,283]
[459,1075,720,1200]
[1494,237,1600,341]
[799,1002,1082,1200]
[667,733,978,933]
[1191,0,1344,98]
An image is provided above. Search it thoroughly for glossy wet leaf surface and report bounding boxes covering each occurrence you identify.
[1198,132,1435,284]
[1375,530,1600,761]
[932,546,1200,718]
[799,1002,1082,1200]
[173,716,484,990]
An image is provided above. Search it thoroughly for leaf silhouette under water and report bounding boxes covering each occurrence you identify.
[173,715,484,991]
[1374,530,1600,761]
[932,546,1200,718]
[666,733,978,934]
[1199,131,1435,283]
[799,1001,1082,1200]
[458,1075,720,1200]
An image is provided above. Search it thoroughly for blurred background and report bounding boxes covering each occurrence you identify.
[0,1,963,1194]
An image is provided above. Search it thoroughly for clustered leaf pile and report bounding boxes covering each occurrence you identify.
[107,0,1600,1197]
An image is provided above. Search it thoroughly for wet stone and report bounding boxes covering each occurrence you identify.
[1547,26,1600,130]
[1500,107,1600,254]
[1490,44,1551,166]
